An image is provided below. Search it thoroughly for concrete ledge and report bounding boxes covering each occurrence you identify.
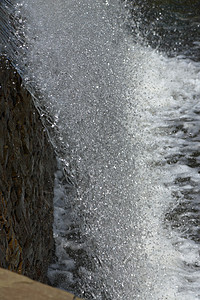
[0,268,83,300]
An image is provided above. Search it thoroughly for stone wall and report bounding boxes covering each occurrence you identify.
[0,56,56,283]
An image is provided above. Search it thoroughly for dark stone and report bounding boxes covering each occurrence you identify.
[0,56,56,283]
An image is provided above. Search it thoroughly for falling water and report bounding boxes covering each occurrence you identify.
[1,0,200,299]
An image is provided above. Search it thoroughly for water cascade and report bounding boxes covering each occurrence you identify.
[1,0,200,299]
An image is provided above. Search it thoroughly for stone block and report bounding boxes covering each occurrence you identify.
[0,268,83,300]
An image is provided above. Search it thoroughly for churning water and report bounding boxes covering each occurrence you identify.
[1,0,200,299]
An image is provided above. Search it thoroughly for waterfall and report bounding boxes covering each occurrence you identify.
[1,1,200,299]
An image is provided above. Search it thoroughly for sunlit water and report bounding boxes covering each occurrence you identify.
[1,0,200,299]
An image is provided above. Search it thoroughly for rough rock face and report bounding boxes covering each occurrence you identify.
[0,56,56,283]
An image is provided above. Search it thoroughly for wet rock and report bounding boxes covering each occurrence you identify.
[0,56,56,283]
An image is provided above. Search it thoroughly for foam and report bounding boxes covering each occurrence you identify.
[126,46,200,299]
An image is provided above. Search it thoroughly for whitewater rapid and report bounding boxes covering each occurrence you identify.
[1,0,200,299]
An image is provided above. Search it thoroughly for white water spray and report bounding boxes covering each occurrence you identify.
[2,0,200,299]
